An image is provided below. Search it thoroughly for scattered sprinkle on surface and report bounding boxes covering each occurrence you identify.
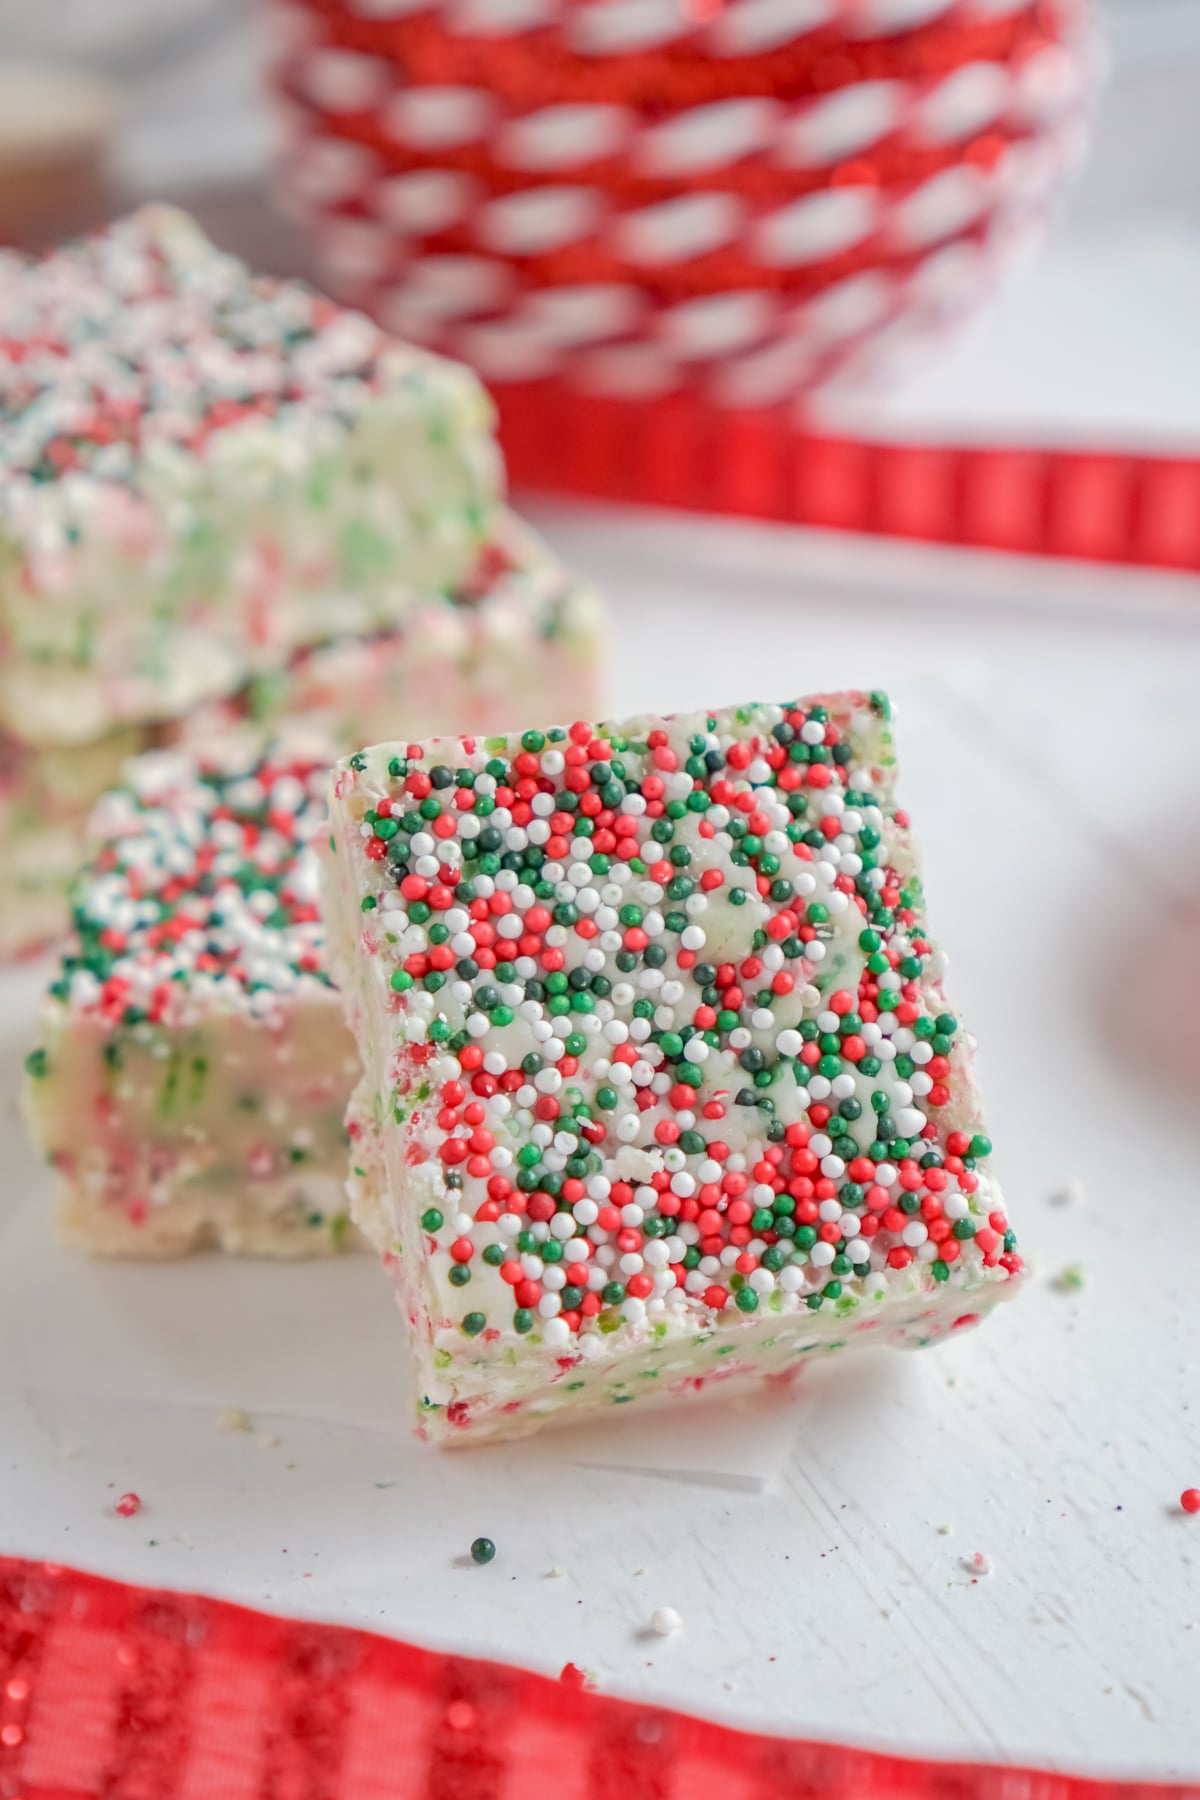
[650,1606,682,1636]
[114,1492,142,1518]
[217,1407,253,1433]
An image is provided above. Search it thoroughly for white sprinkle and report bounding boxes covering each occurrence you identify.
[650,1605,682,1636]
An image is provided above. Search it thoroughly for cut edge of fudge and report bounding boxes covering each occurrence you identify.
[325,693,1022,1445]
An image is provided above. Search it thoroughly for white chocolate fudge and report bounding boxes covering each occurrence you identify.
[0,511,603,959]
[0,204,501,748]
[325,695,1023,1445]
[24,737,359,1257]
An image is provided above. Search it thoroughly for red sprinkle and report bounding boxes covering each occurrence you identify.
[114,1492,142,1518]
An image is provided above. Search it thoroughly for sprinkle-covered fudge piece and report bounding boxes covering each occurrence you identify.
[0,204,501,747]
[326,696,1023,1445]
[0,511,602,959]
[25,737,358,1256]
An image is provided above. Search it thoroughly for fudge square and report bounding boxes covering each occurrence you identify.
[326,694,1023,1444]
[0,204,501,748]
[25,736,358,1257]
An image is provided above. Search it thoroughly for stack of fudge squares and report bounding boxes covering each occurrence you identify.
[0,205,601,960]
[18,212,1022,1444]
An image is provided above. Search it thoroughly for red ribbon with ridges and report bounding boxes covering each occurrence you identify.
[491,382,1200,571]
[1,1556,1196,1798]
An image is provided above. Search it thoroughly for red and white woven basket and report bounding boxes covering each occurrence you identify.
[270,0,1094,404]
[257,0,1200,575]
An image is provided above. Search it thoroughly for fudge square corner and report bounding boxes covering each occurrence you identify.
[326,693,1022,1444]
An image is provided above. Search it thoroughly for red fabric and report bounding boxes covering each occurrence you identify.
[491,384,1200,571]
[0,1557,1195,1799]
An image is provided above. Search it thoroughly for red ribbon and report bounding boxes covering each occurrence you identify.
[1,1556,1196,1798]
[492,382,1200,571]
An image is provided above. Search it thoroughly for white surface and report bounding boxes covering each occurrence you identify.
[3,520,1200,1779]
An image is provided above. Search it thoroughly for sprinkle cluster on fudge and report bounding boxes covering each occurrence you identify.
[332,696,1020,1353]
[0,205,500,754]
[43,738,333,1034]
[0,206,402,490]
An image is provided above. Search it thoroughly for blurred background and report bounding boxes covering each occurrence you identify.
[1,0,1197,440]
